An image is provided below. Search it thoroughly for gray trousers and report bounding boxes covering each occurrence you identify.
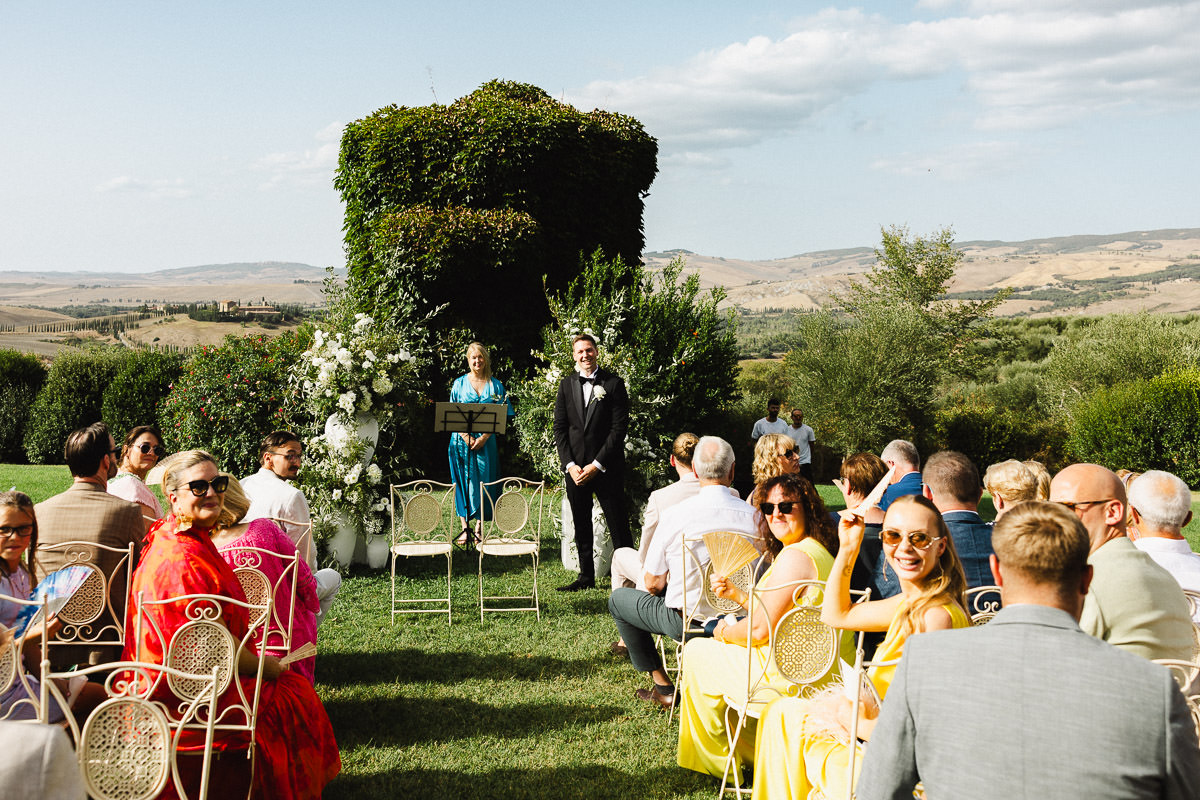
[608,587,684,674]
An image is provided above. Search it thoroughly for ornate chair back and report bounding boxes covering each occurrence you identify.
[269,517,314,569]
[478,478,545,621]
[220,544,301,656]
[0,590,49,722]
[389,480,457,623]
[964,584,1002,625]
[36,540,136,655]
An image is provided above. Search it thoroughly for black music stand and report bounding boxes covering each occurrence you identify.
[435,402,510,532]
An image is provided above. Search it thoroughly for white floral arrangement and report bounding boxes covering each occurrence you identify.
[293,312,423,555]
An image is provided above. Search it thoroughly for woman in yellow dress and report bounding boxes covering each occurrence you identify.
[751,494,970,800]
[676,473,856,782]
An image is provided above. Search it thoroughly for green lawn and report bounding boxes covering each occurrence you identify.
[4,465,1199,797]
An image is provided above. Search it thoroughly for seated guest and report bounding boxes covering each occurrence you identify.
[1023,459,1052,500]
[676,473,854,783]
[108,424,166,531]
[0,491,106,722]
[241,430,341,623]
[752,433,802,487]
[878,440,921,512]
[921,451,995,589]
[857,501,1200,799]
[611,433,704,593]
[1127,470,1200,620]
[210,475,321,683]
[749,495,969,800]
[983,459,1037,519]
[1050,463,1193,661]
[35,422,144,669]
[126,450,339,799]
[833,452,894,599]
[608,436,756,710]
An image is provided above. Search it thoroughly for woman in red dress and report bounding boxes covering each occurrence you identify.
[124,450,340,799]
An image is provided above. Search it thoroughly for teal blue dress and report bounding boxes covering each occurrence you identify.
[447,375,514,521]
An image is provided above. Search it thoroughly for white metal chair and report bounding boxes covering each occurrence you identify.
[1155,658,1200,740]
[389,480,457,624]
[43,659,221,800]
[133,591,270,781]
[963,584,1003,625]
[37,540,136,663]
[718,581,864,799]
[477,478,545,621]
[0,590,49,722]
[220,544,302,658]
[270,517,315,569]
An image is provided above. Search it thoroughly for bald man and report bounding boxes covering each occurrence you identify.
[1050,463,1193,662]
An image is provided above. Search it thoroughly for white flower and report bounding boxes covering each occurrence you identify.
[367,464,382,484]
[324,389,334,397]
[372,376,393,395]
[345,464,363,485]
[335,348,353,367]
[331,489,343,501]
[397,349,412,362]
[338,391,357,413]
[593,386,607,401]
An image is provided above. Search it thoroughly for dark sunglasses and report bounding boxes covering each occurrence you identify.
[780,447,799,458]
[137,442,168,458]
[759,501,799,516]
[184,475,229,497]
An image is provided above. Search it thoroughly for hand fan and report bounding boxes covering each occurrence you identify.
[839,465,896,520]
[17,565,92,633]
[702,531,759,577]
[279,642,318,667]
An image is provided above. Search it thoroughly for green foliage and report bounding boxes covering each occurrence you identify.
[512,253,739,510]
[737,359,789,400]
[101,351,185,441]
[23,348,131,464]
[0,350,48,463]
[1039,312,1200,418]
[1067,369,1200,486]
[934,393,1068,472]
[336,79,658,368]
[159,332,310,476]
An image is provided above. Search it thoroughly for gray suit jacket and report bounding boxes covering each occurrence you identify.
[857,604,1200,799]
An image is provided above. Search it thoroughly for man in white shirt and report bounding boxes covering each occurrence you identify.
[785,408,816,481]
[241,430,341,622]
[1128,470,1200,621]
[749,398,789,448]
[607,436,757,710]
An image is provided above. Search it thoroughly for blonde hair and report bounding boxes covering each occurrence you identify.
[884,495,968,640]
[752,433,795,486]
[984,460,1038,504]
[160,450,218,496]
[1022,460,1052,501]
[466,341,492,382]
[215,473,251,530]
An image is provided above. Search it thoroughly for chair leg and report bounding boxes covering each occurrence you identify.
[478,550,485,623]
[531,553,540,622]
[446,550,453,626]
[390,553,397,625]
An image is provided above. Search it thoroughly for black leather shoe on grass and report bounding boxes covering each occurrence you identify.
[634,687,676,711]
[556,577,596,592]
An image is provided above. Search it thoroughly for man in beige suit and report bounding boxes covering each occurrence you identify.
[35,422,144,670]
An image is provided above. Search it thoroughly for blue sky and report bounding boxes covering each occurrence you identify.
[2,1,1197,272]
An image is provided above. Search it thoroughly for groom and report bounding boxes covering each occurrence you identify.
[553,333,633,591]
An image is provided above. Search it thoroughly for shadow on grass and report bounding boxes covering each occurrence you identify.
[326,695,625,747]
[325,762,711,800]
[318,647,610,686]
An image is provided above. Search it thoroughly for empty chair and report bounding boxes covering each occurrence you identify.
[389,480,457,624]
[477,478,545,621]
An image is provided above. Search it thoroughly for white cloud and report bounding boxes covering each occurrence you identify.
[253,121,344,190]
[94,176,192,199]
[572,2,1200,149]
[871,140,1025,180]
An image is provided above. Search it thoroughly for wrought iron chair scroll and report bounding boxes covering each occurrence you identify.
[1155,658,1200,740]
[389,480,457,624]
[478,478,545,621]
[964,584,1002,625]
[220,544,302,657]
[37,540,136,657]
[270,517,315,570]
[0,590,50,723]
[1181,588,1200,665]
[43,659,221,800]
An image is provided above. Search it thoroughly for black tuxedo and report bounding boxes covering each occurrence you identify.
[552,368,633,579]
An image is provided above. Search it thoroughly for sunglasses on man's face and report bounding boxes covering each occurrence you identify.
[879,529,943,550]
[137,442,167,458]
[759,501,799,516]
[184,475,229,497]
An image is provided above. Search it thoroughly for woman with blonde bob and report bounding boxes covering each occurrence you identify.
[749,495,970,800]
[752,433,802,488]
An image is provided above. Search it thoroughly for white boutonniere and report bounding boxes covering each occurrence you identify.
[591,385,607,404]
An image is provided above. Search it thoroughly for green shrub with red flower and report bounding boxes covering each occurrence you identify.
[160,331,311,476]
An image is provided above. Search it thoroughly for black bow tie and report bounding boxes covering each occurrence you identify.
[579,374,597,384]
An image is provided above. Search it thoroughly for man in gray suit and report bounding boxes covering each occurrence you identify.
[857,501,1200,799]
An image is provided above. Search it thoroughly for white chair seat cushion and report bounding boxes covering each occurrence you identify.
[478,539,539,557]
[392,542,453,557]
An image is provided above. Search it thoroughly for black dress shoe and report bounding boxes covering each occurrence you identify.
[609,640,629,657]
[635,686,676,711]
[556,577,596,592]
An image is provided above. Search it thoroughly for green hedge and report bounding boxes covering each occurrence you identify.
[102,351,185,443]
[1068,369,1200,486]
[0,350,48,463]
[23,349,131,464]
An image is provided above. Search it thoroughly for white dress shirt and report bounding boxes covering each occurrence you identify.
[1133,536,1200,621]
[643,484,757,616]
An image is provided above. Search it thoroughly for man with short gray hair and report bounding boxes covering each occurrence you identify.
[878,440,921,512]
[1128,470,1200,619]
[608,436,755,710]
